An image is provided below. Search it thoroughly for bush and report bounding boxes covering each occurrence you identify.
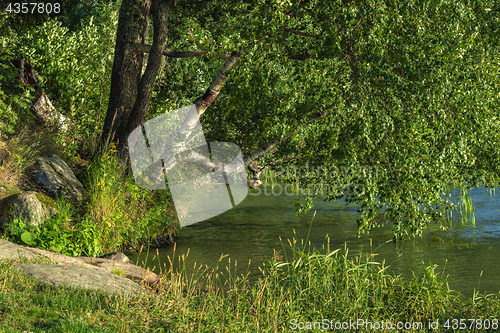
[83,143,176,253]
[13,2,119,155]
[1,195,102,257]
[0,19,34,139]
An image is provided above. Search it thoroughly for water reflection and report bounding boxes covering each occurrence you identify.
[129,184,500,298]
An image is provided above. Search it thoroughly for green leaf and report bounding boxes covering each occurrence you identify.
[21,231,37,246]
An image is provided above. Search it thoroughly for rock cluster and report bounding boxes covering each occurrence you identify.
[0,154,84,230]
[0,238,164,297]
[0,154,168,297]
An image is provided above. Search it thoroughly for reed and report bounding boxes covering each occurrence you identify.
[456,185,476,226]
[1,213,499,332]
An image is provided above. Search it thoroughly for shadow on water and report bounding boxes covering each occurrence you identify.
[129,183,500,299]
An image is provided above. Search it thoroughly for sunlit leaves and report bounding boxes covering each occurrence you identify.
[13,2,119,153]
[147,0,499,240]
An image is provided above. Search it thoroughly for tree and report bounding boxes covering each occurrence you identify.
[100,0,500,240]
[55,0,122,32]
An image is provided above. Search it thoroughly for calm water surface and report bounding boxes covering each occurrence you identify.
[129,184,500,298]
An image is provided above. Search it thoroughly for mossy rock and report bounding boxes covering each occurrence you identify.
[0,191,58,230]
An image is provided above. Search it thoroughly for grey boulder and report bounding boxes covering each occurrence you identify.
[0,239,162,298]
[31,154,85,201]
[99,252,135,265]
[0,191,58,230]
[14,263,145,297]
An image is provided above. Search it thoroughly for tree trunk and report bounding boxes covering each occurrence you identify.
[119,0,175,160]
[12,58,72,133]
[100,0,181,166]
[100,0,152,148]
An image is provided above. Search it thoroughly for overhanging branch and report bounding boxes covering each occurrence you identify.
[128,49,244,187]
[243,133,293,167]
[243,103,337,187]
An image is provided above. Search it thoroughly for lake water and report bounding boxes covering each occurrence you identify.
[129,183,500,299]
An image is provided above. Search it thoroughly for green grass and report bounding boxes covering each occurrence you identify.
[1,233,499,333]
[1,118,499,332]
[0,133,177,257]
[79,141,177,254]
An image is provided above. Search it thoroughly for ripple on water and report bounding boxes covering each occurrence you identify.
[128,184,500,298]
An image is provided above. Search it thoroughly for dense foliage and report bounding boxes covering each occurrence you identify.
[4,1,119,155]
[145,0,500,239]
[2,0,499,240]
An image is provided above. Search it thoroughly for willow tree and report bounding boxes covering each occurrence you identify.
[101,0,500,239]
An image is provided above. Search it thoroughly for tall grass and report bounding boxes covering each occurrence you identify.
[84,142,125,250]
[82,142,176,253]
[0,126,41,198]
[1,224,499,332]
[457,185,476,225]
[261,167,277,187]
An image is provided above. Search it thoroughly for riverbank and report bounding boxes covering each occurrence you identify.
[127,183,500,300]
[1,238,499,332]
[0,238,164,298]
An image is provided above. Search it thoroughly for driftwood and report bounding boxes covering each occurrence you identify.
[11,58,72,132]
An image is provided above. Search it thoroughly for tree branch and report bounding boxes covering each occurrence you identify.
[242,103,337,187]
[193,49,243,116]
[128,49,244,188]
[287,52,314,60]
[247,156,306,188]
[126,43,231,59]
[243,133,293,167]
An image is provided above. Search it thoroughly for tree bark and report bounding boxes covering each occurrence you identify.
[119,0,179,159]
[100,0,152,148]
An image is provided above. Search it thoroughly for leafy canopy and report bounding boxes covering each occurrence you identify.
[5,0,498,240]
[151,0,500,239]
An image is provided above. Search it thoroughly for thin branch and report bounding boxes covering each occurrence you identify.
[126,43,231,59]
[242,101,338,188]
[243,133,294,167]
[287,52,314,60]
